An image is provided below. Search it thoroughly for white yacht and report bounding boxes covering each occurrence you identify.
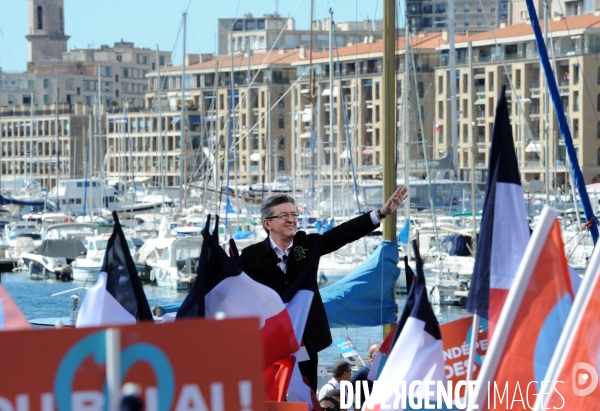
[47,179,121,215]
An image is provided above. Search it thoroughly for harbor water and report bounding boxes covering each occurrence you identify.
[0,271,468,365]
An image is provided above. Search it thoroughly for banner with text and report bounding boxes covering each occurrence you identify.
[0,317,264,411]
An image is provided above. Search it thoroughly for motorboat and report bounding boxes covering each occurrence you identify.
[21,238,87,280]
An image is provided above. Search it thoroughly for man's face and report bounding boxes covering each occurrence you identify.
[263,202,298,241]
[368,345,381,364]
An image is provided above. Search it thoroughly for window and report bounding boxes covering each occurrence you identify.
[278,115,285,129]
[464,3,470,11]
[478,16,483,26]
[43,79,50,89]
[597,67,600,84]
[103,66,112,77]
[278,94,285,108]
[66,79,74,90]
[573,119,579,139]
[597,93,600,112]
[7,94,13,105]
[159,56,165,67]
[257,19,265,29]
[28,80,35,89]
[573,91,579,112]
[44,94,50,104]
[116,54,122,62]
[137,54,149,65]
[233,21,243,31]
[23,95,31,104]
[246,20,255,30]
[597,148,600,166]
[597,121,600,139]
[465,17,470,26]
[37,6,42,30]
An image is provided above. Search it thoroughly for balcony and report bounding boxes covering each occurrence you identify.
[530,80,540,89]
[525,160,541,168]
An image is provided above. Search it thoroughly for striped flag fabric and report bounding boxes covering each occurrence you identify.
[366,240,446,410]
[0,285,31,330]
[469,206,574,410]
[534,230,600,409]
[466,85,530,338]
[176,215,300,402]
[76,211,153,327]
[281,237,324,409]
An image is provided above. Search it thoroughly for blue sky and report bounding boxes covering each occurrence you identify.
[0,0,393,73]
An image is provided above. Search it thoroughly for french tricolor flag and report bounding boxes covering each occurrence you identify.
[366,241,446,411]
[0,285,30,331]
[468,207,573,410]
[281,238,324,410]
[76,211,154,327]
[466,85,530,338]
[176,215,300,402]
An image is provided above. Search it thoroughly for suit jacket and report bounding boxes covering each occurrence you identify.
[241,212,379,352]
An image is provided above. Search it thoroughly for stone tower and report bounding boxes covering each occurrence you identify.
[26,0,70,64]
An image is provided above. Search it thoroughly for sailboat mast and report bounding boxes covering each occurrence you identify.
[468,41,477,254]
[382,0,396,241]
[329,8,335,217]
[55,86,60,206]
[449,0,458,179]
[403,9,411,257]
[179,12,187,209]
[156,45,165,203]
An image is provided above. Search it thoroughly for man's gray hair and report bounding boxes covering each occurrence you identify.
[261,194,295,232]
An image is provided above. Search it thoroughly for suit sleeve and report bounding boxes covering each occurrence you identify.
[320,212,379,255]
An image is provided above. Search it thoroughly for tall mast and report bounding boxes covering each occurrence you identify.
[403,5,411,258]
[156,45,165,204]
[55,86,60,205]
[328,8,335,217]
[382,0,396,241]
[449,0,458,179]
[179,12,187,210]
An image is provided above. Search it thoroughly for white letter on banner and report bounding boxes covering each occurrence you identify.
[41,393,54,411]
[72,391,104,411]
[340,381,353,409]
[0,397,14,411]
[211,383,224,411]
[15,395,28,411]
[145,387,158,411]
[174,384,209,411]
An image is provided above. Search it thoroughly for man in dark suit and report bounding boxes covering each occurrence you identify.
[240,186,408,391]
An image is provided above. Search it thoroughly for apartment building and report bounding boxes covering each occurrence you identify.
[104,49,302,188]
[0,103,93,190]
[291,35,441,181]
[434,13,600,189]
[218,13,382,55]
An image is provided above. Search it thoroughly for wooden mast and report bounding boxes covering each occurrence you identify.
[382,0,396,241]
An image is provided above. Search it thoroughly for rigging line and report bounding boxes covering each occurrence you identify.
[548,5,600,125]
[229,73,308,151]
[333,28,362,218]
[228,0,305,113]
[409,30,442,257]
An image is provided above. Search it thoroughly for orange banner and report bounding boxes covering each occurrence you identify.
[440,316,488,385]
[0,317,264,410]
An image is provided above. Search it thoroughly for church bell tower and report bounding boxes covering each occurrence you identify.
[26,0,70,66]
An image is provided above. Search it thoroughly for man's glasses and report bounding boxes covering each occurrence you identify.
[265,212,299,220]
[322,407,338,411]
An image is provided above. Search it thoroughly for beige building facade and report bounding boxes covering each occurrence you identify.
[434,13,600,188]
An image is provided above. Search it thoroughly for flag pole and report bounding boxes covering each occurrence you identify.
[106,328,122,411]
[465,313,480,403]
